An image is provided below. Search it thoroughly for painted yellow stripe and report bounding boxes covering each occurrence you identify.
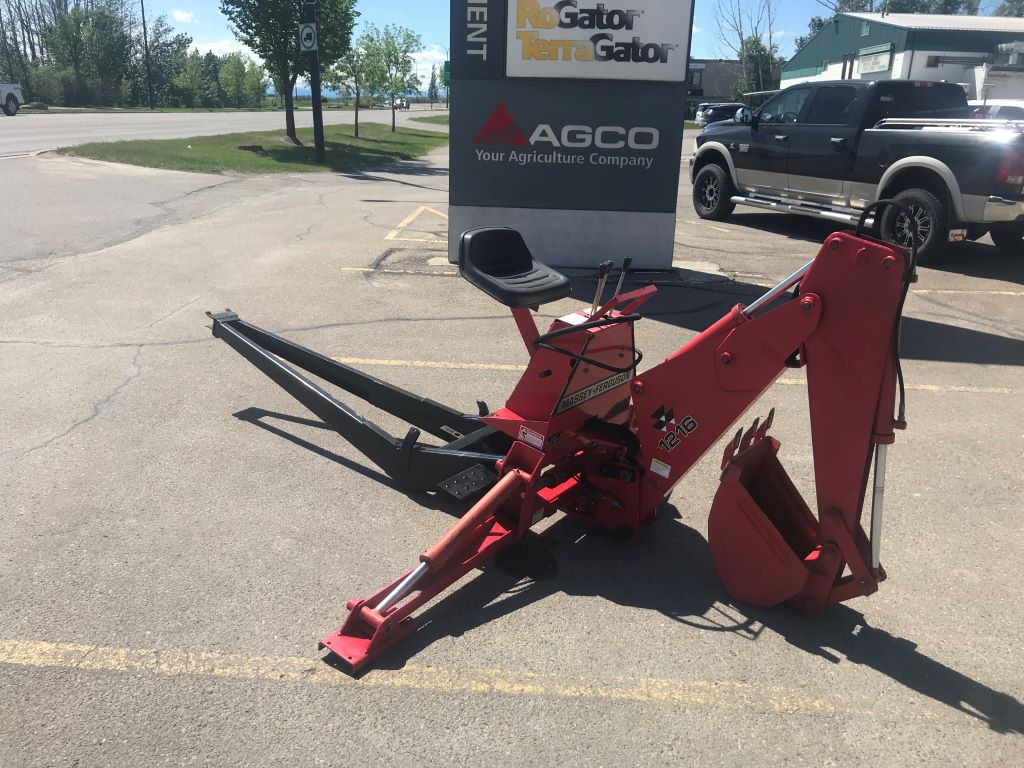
[0,638,857,715]
[912,289,1024,296]
[332,358,1021,395]
[334,356,526,372]
[778,378,1023,395]
[384,205,449,242]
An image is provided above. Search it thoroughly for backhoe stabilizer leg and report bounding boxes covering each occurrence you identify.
[319,471,527,672]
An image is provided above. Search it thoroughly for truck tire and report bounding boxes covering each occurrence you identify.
[879,188,948,262]
[989,223,1024,257]
[3,94,18,116]
[693,164,735,221]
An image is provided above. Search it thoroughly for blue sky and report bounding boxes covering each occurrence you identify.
[150,0,1004,84]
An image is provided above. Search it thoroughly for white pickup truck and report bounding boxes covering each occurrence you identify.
[1,83,25,116]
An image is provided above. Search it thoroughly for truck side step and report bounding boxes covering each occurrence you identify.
[730,195,874,227]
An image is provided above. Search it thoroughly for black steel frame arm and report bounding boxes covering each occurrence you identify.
[207,311,510,492]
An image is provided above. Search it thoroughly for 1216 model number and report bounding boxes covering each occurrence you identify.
[658,416,698,453]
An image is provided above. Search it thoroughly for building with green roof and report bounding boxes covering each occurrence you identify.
[782,13,1024,101]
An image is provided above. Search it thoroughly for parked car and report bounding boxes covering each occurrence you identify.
[1,83,25,116]
[390,97,409,110]
[690,80,1024,259]
[969,100,1024,121]
[696,102,746,128]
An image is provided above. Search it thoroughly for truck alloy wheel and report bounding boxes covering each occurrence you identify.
[693,164,736,221]
[880,188,947,262]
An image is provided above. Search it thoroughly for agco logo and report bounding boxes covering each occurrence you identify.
[474,102,659,151]
[516,0,678,64]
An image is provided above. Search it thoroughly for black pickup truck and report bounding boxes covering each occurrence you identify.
[689,80,1024,259]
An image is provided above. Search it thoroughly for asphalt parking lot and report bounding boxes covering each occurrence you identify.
[0,144,1021,766]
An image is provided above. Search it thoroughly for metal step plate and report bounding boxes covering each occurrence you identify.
[438,464,498,501]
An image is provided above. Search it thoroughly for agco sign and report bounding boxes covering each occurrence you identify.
[506,0,690,81]
[474,102,659,170]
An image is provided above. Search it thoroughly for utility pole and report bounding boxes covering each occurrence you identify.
[140,0,154,109]
[300,0,326,164]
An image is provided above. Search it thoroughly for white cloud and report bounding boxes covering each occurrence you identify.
[773,30,787,37]
[192,39,258,60]
[172,10,194,23]
[692,25,703,34]
[411,47,448,90]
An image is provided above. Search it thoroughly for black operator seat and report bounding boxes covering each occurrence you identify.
[459,228,571,308]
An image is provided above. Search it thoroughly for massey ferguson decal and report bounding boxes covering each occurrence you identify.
[650,404,698,453]
[507,0,691,81]
[554,371,632,414]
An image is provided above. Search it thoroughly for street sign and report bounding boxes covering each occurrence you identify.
[299,23,317,52]
[443,60,451,87]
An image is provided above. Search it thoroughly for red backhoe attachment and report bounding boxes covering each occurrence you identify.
[208,203,917,672]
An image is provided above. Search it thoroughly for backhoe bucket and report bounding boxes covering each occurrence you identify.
[708,434,820,607]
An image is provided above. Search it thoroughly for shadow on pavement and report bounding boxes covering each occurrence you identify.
[356,504,1024,733]
[716,212,1015,279]
[565,270,1024,367]
[240,405,1024,732]
[231,407,466,517]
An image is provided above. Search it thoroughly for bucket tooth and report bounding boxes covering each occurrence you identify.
[721,428,744,470]
[739,417,760,452]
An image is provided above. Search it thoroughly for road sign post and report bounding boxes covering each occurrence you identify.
[300,4,325,164]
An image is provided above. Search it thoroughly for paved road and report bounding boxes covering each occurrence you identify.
[0,149,1021,766]
[0,107,447,156]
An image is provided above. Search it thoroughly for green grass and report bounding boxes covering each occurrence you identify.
[59,122,449,174]
[411,114,450,126]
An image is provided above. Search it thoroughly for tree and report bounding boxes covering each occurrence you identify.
[731,35,784,98]
[220,0,357,143]
[994,0,1024,14]
[715,0,784,98]
[324,41,370,136]
[84,8,130,105]
[174,49,205,108]
[793,16,829,52]
[243,58,269,107]
[427,62,439,107]
[130,15,192,107]
[362,23,421,132]
[203,51,224,106]
[41,6,88,104]
[220,52,247,107]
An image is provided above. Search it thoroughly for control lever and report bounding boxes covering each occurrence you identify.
[590,260,613,317]
[612,257,632,298]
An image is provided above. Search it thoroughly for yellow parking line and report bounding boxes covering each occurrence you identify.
[913,289,1024,297]
[384,205,449,243]
[332,358,1021,395]
[0,638,854,715]
[335,356,525,371]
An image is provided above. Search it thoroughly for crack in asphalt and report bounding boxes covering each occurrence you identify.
[3,346,145,461]
[145,296,204,328]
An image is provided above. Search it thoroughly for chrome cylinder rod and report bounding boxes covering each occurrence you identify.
[742,259,814,318]
[870,444,888,570]
[376,560,430,613]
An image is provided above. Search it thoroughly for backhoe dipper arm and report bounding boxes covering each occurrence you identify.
[631,231,910,611]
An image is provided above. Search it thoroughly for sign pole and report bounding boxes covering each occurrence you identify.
[300,1,326,164]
